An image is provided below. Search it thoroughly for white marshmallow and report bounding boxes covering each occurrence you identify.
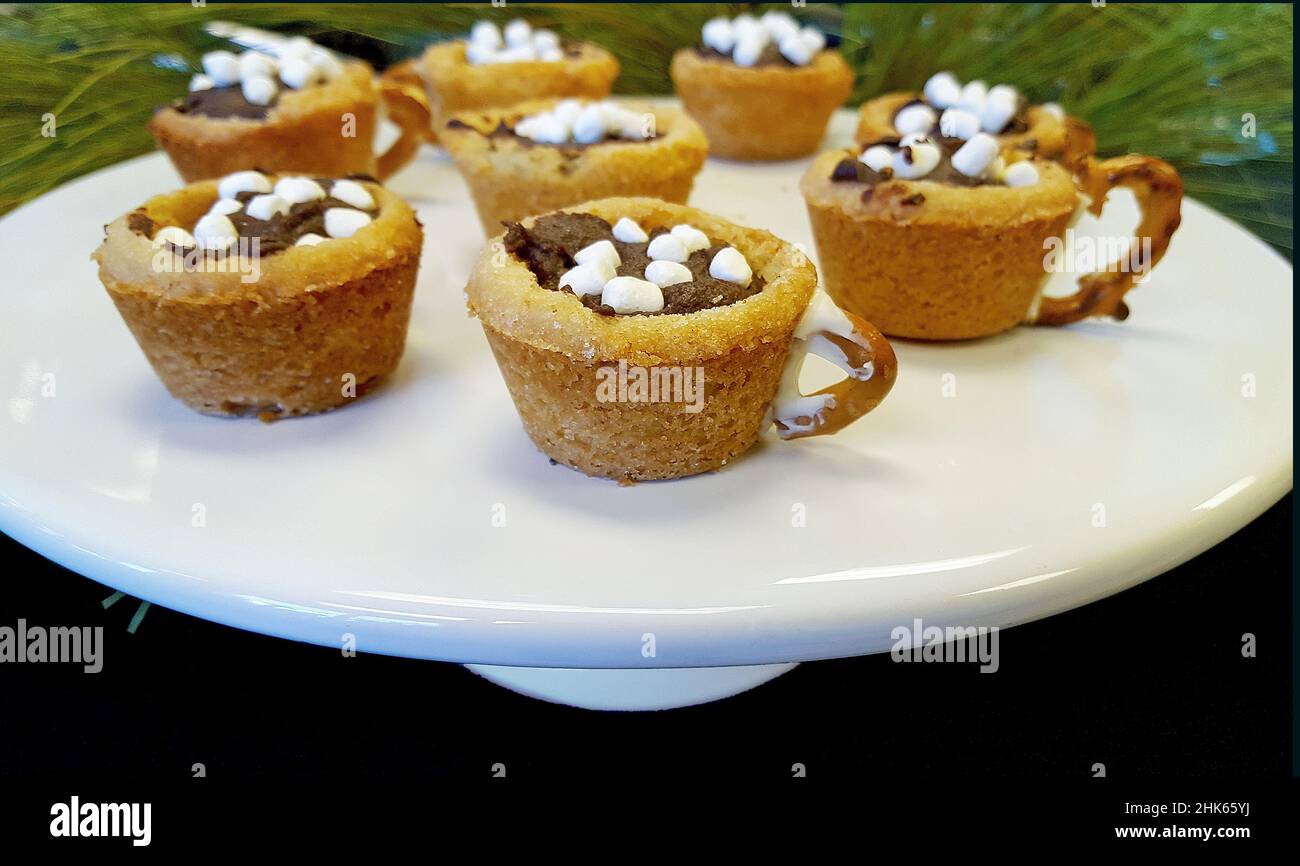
[606,106,651,140]
[709,247,752,286]
[189,74,214,92]
[701,17,736,54]
[601,276,664,314]
[644,260,693,288]
[531,30,560,53]
[309,48,344,81]
[891,134,942,179]
[527,112,569,144]
[504,19,532,48]
[324,207,372,239]
[1041,102,1065,121]
[923,71,961,109]
[860,145,894,172]
[296,233,326,247]
[241,75,277,107]
[559,262,613,297]
[571,103,607,144]
[951,132,1000,177]
[278,55,321,89]
[330,179,374,210]
[1002,161,1040,187]
[238,51,277,81]
[217,170,271,200]
[469,21,503,49]
[494,45,537,63]
[778,33,814,66]
[646,233,688,263]
[153,226,195,248]
[732,30,769,67]
[209,198,243,216]
[733,14,763,40]
[574,239,620,270]
[761,10,801,43]
[894,103,937,136]
[612,217,649,244]
[553,98,584,127]
[193,213,238,251]
[670,224,710,254]
[274,176,326,204]
[939,108,981,140]
[980,87,1019,133]
[538,46,564,63]
[279,37,315,59]
[245,193,291,221]
[201,51,240,86]
[800,27,827,55]
[958,80,988,112]
[465,40,499,65]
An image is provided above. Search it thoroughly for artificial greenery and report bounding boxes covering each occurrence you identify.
[0,3,1292,252]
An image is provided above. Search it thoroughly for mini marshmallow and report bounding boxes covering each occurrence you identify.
[644,260,693,288]
[571,103,607,144]
[670,224,710,254]
[189,74,214,92]
[923,71,961,109]
[762,10,801,43]
[274,176,326,204]
[330,179,374,210]
[531,30,560,53]
[709,247,752,286]
[465,40,499,65]
[733,14,763,40]
[701,17,736,54]
[778,33,815,67]
[279,37,315,59]
[244,193,291,221]
[201,51,240,86]
[612,217,649,244]
[799,27,827,55]
[538,46,565,63]
[892,134,942,179]
[733,30,769,67]
[241,75,277,107]
[309,49,344,81]
[209,198,244,216]
[574,239,621,270]
[494,45,537,64]
[324,207,372,239]
[217,170,271,200]
[958,80,988,112]
[553,98,584,127]
[153,226,195,248]
[559,262,613,297]
[939,108,981,140]
[860,145,893,173]
[605,106,651,140]
[193,213,238,251]
[1002,161,1040,187]
[894,103,937,136]
[525,113,568,144]
[950,132,1000,177]
[279,55,321,89]
[646,233,688,263]
[601,276,665,314]
[504,19,532,48]
[980,86,1019,133]
[470,21,503,49]
[238,51,277,81]
[1041,102,1065,121]
[296,233,327,247]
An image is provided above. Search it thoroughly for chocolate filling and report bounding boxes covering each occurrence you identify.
[694,43,797,68]
[172,85,276,120]
[503,213,763,316]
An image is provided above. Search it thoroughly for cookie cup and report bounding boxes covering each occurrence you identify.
[442,100,708,234]
[466,197,896,481]
[669,49,853,161]
[149,62,429,182]
[92,178,422,418]
[421,40,619,137]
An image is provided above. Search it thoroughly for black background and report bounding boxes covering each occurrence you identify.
[0,495,1293,841]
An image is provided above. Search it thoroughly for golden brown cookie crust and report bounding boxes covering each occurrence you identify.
[669,48,853,161]
[92,177,423,417]
[148,61,383,182]
[442,99,708,234]
[801,149,1079,340]
[421,40,619,131]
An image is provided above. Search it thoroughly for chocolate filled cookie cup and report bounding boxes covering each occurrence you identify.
[149,40,430,182]
[92,171,422,419]
[801,138,1183,340]
[465,197,897,481]
[442,99,707,235]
